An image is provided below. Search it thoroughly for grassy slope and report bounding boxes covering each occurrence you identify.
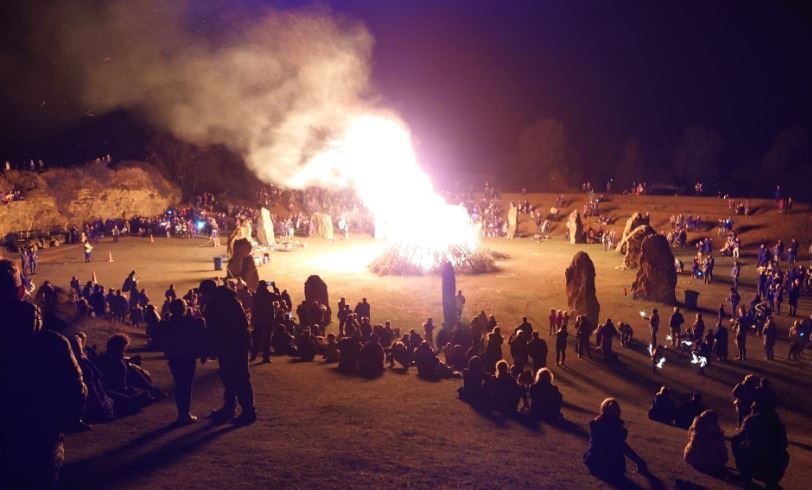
[31,192,812,489]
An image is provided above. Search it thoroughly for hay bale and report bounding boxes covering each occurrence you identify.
[565,251,600,326]
[631,235,677,304]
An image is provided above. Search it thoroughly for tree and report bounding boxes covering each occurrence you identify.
[762,127,811,175]
[615,138,644,188]
[672,126,724,184]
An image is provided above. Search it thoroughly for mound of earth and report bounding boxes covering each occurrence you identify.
[1,161,180,237]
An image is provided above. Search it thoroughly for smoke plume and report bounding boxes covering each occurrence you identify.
[42,0,376,186]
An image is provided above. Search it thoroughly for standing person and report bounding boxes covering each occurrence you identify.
[713,320,729,361]
[250,281,275,364]
[596,318,618,359]
[156,299,206,425]
[555,323,569,365]
[731,261,741,289]
[0,260,87,488]
[526,331,548,371]
[735,320,748,361]
[423,318,436,349]
[728,288,741,319]
[455,290,465,318]
[199,279,256,426]
[732,374,758,427]
[83,240,93,263]
[691,313,706,342]
[762,317,777,360]
[574,314,592,359]
[583,398,648,483]
[643,309,660,346]
[548,308,558,336]
[484,327,503,373]
[669,307,685,348]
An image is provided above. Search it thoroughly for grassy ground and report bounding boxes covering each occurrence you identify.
[30,193,812,489]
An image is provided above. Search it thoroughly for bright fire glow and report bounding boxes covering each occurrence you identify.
[292,114,479,272]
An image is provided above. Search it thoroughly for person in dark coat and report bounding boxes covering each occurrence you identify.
[156,299,206,425]
[250,281,276,363]
[529,368,563,421]
[484,327,503,372]
[297,328,317,362]
[684,410,728,475]
[583,398,647,482]
[648,386,677,425]
[732,399,789,488]
[526,331,548,371]
[595,318,618,359]
[675,392,705,430]
[199,279,256,425]
[732,374,758,427]
[0,259,87,489]
[458,356,487,404]
[487,360,521,413]
[337,334,361,374]
[359,334,385,377]
[68,333,115,423]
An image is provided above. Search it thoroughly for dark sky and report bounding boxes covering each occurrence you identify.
[1,0,811,181]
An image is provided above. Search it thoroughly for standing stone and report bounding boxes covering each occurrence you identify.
[312,213,335,240]
[565,252,600,326]
[616,212,650,253]
[305,275,332,324]
[631,234,677,304]
[257,207,275,246]
[442,261,458,327]
[506,203,518,239]
[620,224,656,269]
[566,210,585,244]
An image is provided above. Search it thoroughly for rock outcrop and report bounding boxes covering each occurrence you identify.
[616,212,650,254]
[566,210,585,244]
[304,275,331,324]
[565,251,600,326]
[619,224,657,269]
[1,161,180,237]
[631,234,677,304]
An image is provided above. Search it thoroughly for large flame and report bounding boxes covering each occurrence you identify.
[291,114,480,272]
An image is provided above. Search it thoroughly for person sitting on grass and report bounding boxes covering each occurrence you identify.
[358,334,385,377]
[583,398,648,483]
[96,333,162,415]
[675,392,705,430]
[337,332,362,374]
[458,356,488,404]
[389,338,413,369]
[487,360,521,413]
[683,410,727,475]
[296,327,317,361]
[648,386,676,425]
[414,341,455,380]
[732,398,789,489]
[323,334,340,363]
[529,367,563,421]
[270,324,296,356]
[68,332,114,427]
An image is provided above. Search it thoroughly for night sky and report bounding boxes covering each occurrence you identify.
[1,0,811,187]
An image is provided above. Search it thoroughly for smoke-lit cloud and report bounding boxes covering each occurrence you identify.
[34,0,377,186]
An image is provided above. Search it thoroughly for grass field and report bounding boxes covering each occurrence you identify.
[29,193,812,489]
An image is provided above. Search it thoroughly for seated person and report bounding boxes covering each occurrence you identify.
[648,386,676,425]
[358,334,385,377]
[296,328,316,361]
[337,334,362,374]
[95,334,160,415]
[675,392,705,429]
[529,368,563,421]
[458,356,487,404]
[68,333,115,424]
[323,334,340,363]
[270,324,296,356]
[414,341,454,379]
[732,399,789,488]
[486,360,521,413]
[684,410,727,475]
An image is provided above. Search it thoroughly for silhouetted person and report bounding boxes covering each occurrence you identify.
[297,328,317,362]
[675,392,705,430]
[529,368,563,421]
[555,323,569,365]
[684,410,728,475]
[199,279,256,425]
[354,297,371,319]
[337,334,361,374]
[251,281,275,363]
[484,327,503,372]
[526,331,548,371]
[669,307,685,347]
[156,299,206,425]
[648,386,676,425]
[359,334,385,377]
[732,374,758,427]
[458,356,487,404]
[583,398,647,483]
[595,318,617,359]
[488,360,521,412]
[0,259,87,488]
[732,399,789,488]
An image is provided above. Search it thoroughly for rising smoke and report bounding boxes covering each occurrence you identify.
[36,0,377,187]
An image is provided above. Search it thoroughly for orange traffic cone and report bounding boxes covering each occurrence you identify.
[107,251,114,263]
[149,234,154,243]
[623,287,628,296]
[92,271,97,284]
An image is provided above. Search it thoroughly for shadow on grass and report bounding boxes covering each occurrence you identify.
[61,423,237,489]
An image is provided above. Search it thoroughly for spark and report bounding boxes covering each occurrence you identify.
[656,357,666,369]
[639,310,646,317]
[665,335,673,342]
[681,339,694,347]
[691,353,708,368]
